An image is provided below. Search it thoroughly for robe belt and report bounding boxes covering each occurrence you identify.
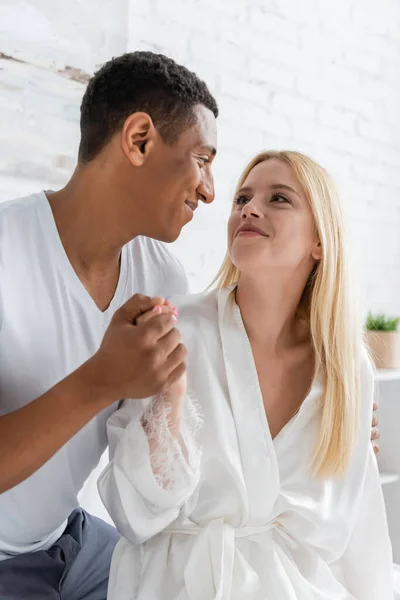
[164,518,279,599]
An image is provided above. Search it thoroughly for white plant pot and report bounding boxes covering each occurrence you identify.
[366,330,400,369]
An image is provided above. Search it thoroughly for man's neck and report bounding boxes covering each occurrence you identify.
[46,166,139,311]
[47,166,135,277]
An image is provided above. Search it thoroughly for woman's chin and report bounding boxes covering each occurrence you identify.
[231,248,268,273]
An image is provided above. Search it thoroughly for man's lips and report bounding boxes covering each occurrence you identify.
[185,200,198,212]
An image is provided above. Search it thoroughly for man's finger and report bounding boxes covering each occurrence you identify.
[117,294,165,324]
[136,304,172,326]
[159,341,186,377]
[142,314,179,343]
[155,327,182,359]
[165,361,187,389]
[371,427,380,441]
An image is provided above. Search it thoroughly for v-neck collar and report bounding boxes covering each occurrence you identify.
[36,191,129,320]
[220,285,322,445]
[218,285,280,520]
[217,285,323,517]
[232,291,322,445]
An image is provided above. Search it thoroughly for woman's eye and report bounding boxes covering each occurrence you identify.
[198,157,210,166]
[234,195,250,206]
[271,194,289,203]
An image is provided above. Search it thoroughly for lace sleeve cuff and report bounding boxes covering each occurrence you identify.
[141,392,203,492]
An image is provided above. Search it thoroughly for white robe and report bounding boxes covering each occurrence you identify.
[98,286,396,599]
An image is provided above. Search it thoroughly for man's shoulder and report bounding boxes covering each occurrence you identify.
[0,191,43,213]
[127,236,182,266]
[126,236,189,296]
[0,192,43,231]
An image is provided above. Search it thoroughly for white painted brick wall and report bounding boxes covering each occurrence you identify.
[1,0,400,316]
[129,0,400,314]
[0,0,128,197]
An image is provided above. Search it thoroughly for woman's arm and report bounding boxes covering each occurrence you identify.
[98,305,202,545]
[332,351,394,598]
[98,385,202,545]
[333,447,394,598]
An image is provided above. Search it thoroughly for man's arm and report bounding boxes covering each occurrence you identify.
[0,295,186,494]
[371,399,380,454]
[0,361,114,494]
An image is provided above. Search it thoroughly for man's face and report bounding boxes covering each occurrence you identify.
[132,105,217,243]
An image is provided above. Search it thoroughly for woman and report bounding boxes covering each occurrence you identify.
[99,151,395,599]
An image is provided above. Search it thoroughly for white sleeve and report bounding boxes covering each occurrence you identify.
[334,448,394,598]
[172,257,190,295]
[98,394,202,545]
[156,242,190,297]
[331,350,395,598]
[394,564,400,599]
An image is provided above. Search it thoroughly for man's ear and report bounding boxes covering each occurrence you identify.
[121,112,156,166]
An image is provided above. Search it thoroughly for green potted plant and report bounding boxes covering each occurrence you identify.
[365,312,400,369]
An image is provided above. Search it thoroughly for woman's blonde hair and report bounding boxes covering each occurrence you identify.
[214,150,361,478]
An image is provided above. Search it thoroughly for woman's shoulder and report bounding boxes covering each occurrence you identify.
[168,289,220,339]
[169,289,219,319]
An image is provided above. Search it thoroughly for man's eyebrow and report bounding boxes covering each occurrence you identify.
[198,144,217,157]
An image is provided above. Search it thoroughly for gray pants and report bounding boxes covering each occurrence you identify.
[0,509,120,600]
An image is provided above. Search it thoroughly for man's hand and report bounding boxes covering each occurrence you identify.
[371,399,380,454]
[88,294,187,403]
[136,302,187,403]
[0,294,187,493]
[137,303,188,457]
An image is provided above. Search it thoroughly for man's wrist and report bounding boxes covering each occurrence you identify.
[70,357,120,412]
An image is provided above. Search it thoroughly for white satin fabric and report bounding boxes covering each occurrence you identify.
[99,286,396,599]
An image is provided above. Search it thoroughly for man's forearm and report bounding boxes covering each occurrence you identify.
[0,359,115,494]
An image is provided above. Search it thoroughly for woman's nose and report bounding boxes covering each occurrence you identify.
[242,200,263,219]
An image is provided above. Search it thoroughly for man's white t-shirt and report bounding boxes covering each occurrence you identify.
[0,191,189,560]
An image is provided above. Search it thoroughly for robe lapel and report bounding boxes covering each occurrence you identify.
[218,286,280,522]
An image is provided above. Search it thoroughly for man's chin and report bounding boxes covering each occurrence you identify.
[147,218,188,243]
[157,226,182,244]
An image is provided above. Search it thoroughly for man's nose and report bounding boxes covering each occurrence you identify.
[198,171,215,205]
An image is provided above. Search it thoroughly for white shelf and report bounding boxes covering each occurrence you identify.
[374,369,400,382]
[380,472,400,486]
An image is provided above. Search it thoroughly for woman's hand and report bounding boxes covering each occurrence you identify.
[136,303,187,417]
[137,303,188,484]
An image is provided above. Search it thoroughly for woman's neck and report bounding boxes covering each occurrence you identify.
[235,273,310,354]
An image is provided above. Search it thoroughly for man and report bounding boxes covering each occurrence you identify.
[0,51,379,599]
[0,51,217,599]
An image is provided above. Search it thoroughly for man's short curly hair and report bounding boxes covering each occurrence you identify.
[78,51,219,163]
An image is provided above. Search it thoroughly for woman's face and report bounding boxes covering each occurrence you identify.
[228,159,321,277]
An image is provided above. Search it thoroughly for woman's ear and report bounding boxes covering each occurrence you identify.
[311,239,322,261]
[120,112,156,167]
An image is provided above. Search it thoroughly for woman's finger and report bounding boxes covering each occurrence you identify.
[136,304,173,326]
